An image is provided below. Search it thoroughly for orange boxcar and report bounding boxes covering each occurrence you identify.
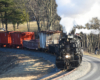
[10,32,35,46]
[0,31,11,45]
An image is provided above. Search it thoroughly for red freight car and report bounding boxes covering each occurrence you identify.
[0,31,11,47]
[10,32,35,48]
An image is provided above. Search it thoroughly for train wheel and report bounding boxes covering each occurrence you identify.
[75,55,82,67]
[80,56,82,63]
[78,55,82,66]
[67,65,72,71]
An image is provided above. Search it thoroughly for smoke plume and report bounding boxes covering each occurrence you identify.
[75,29,100,35]
[56,0,100,34]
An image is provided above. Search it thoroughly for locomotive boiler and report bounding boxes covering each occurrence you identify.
[55,33,83,70]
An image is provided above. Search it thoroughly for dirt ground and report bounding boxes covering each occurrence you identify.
[0,51,55,80]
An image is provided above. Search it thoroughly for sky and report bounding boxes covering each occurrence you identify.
[56,0,100,34]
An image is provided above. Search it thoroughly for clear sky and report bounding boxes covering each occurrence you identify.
[56,0,100,34]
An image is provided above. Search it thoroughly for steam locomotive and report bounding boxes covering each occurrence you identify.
[55,33,83,70]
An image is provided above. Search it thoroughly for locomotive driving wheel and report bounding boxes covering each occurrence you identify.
[76,55,82,67]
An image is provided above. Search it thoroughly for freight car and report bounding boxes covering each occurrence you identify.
[0,31,35,48]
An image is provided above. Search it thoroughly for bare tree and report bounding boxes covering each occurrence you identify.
[75,17,100,54]
[27,0,61,31]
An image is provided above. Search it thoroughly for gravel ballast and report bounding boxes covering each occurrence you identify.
[54,57,91,80]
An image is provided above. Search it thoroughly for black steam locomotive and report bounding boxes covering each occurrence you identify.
[49,33,83,70]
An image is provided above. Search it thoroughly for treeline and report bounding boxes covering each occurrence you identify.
[0,0,61,31]
[74,17,100,54]
[0,0,28,31]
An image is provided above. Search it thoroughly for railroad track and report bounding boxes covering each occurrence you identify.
[40,68,77,80]
[40,70,67,80]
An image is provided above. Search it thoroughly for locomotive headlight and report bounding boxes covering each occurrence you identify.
[65,54,71,59]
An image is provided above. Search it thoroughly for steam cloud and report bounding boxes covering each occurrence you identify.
[56,0,100,34]
[75,29,100,35]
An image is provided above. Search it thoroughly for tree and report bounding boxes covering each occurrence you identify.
[90,17,100,29]
[9,9,28,31]
[85,23,90,29]
[0,0,28,31]
[44,0,58,30]
[0,0,14,31]
[27,0,61,31]
[74,17,100,54]
[27,0,45,31]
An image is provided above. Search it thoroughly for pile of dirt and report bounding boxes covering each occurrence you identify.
[0,51,55,80]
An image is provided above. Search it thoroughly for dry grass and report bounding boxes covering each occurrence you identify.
[84,51,100,59]
[1,20,61,32]
[2,21,38,32]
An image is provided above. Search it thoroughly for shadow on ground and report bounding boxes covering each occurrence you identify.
[0,51,55,80]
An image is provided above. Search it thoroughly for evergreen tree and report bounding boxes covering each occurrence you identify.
[0,0,28,31]
[0,0,14,31]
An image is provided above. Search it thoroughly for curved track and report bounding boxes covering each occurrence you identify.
[78,55,100,80]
